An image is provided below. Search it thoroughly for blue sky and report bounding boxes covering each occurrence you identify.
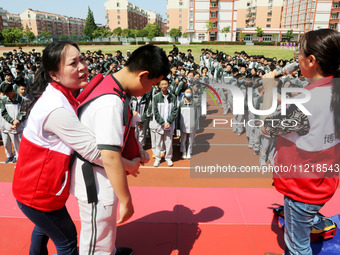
[1,0,167,25]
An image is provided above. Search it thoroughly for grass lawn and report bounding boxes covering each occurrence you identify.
[0,44,295,62]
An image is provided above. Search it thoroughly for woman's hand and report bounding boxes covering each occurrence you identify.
[262,70,279,90]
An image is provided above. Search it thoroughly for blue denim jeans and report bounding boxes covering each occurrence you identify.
[17,201,78,255]
[284,195,324,255]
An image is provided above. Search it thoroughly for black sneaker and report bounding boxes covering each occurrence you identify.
[115,247,133,255]
[12,157,17,163]
[5,156,13,163]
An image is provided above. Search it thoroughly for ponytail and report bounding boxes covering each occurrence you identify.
[27,67,49,115]
[331,64,340,139]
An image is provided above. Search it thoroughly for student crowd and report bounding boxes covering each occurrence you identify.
[0,44,307,167]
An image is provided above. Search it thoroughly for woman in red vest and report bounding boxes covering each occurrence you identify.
[12,41,102,255]
[262,29,340,255]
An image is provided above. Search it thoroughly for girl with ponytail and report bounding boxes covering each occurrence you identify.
[262,29,340,255]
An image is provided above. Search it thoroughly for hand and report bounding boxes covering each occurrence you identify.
[139,149,150,165]
[224,91,228,96]
[133,110,138,117]
[164,123,170,129]
[125,157,141,177]
[117,200,134,224]
[12,120,20,126]
[262,70,279,90]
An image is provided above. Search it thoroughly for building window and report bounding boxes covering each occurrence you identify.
[118,21,120,24]
[330,23,335,29]
[268,6,272,10]
[118,15,120,19]
[266,24,271,28]
[212,22,217,28]
[333,2,339,8]
[190,0,194,7]
[267,12,272,16]
[332,13,337,19]
[179,14,182,18]
[117,3,120,7]
[267,18,271,22]
[179,2,183,6]
[269,0,273,3]
[211,11,217,18]
[118,9,120,13]
[179,26,182,30]
[190,11,193,17]
[180,8,182,12]
[179,20,182,24]
[190,21,193,29]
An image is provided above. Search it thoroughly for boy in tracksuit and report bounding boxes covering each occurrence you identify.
[178,87,199,159]
[131,92,150,147]
[153,78,178,167]
[0,83,27,163]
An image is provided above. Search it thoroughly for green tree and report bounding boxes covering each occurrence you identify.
[121,28,131,38]
[182,32,188,38]
[92,27,112,39]
[143,22,163,40]
[206,21,215,41]
[2,27,24,43]
[238,31,246,42]
[285,29,294,42]
[169,28,182,42]
[112,27,122,40]
[255,27,264,42]
[39,28,51,39]
[221,26,231,41]
[137,28,148,40]
[24,25,35,42]
[83,6,97,39]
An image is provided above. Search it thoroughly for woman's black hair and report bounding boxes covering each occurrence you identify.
[299,29,340,138]
[27,40,80,114]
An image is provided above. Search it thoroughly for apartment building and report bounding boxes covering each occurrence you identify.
[104,0,149,30]
[237,0,284,29]
[146,10,164,29]
[329,0,340,31]
[282,0,332,33]
[167,0,238,42]
[0,8,7,30]
[6,12,21,28]
[20,9,85,36]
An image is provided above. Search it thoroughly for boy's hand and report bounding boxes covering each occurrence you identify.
[164,123,170,129]
[125,157,141,177]
[139,149,150,165]
[117,200,134,224]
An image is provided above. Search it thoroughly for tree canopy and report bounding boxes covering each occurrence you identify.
[83,6,97,39]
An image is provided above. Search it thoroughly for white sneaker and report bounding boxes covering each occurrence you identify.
[182,153,187,159]
[166,160,173,167]
[186,154,191,159]
[260,160,266,166]
[153,159,161,167]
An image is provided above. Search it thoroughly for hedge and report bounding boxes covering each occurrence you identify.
[77,41,122,45]
[3,42,49,47]
[253,42,275,45]
[202,41,246,45]
[129,41,180,45]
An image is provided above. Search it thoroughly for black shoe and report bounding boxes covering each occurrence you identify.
[115,247,133,255]
[12,157,17,163]
[5,156,13,163]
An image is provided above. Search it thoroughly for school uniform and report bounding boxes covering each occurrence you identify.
[178,99,199,158]
[152,92,178,164]
[1,94,26,160]
[131,94,149,147]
